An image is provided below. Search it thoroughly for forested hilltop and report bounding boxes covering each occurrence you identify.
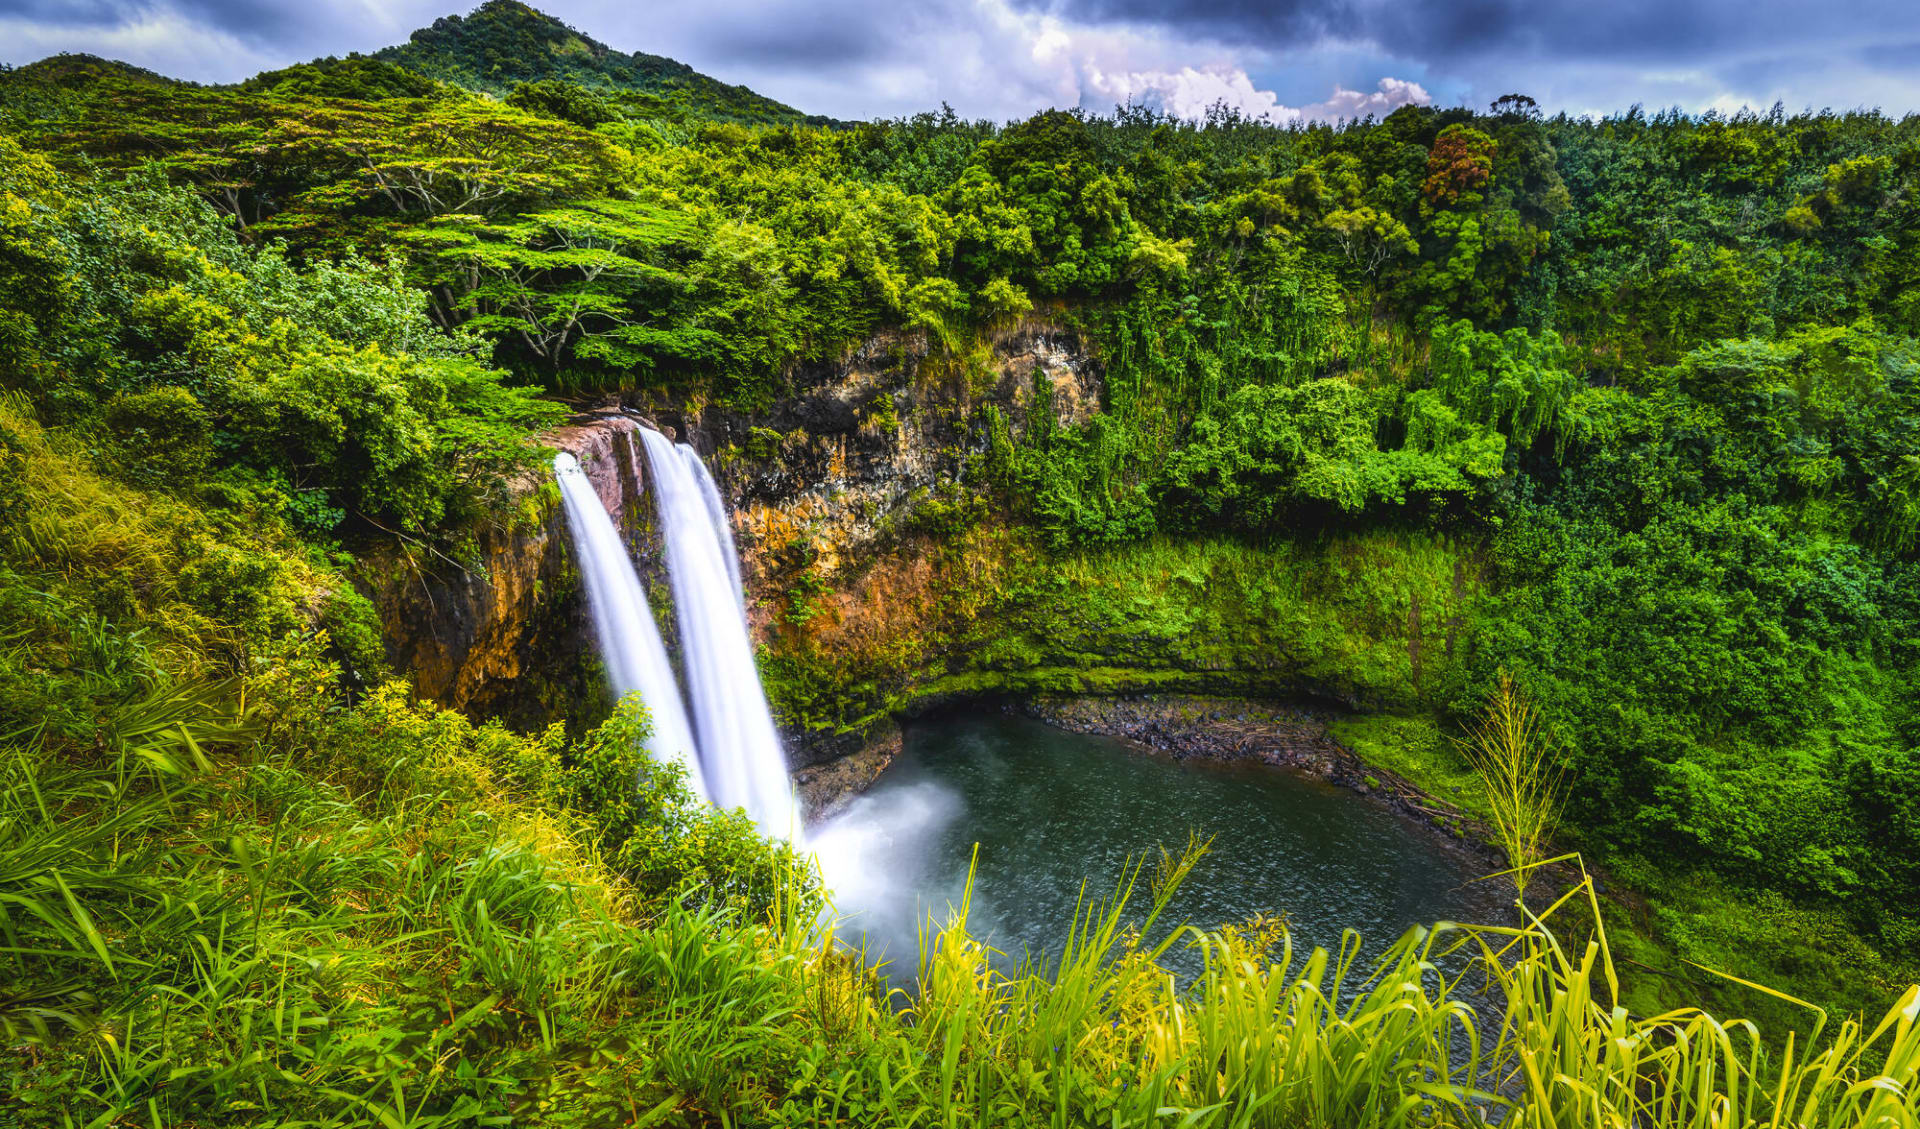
[1,4,1918,1123]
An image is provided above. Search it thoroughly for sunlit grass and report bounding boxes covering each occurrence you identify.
[1459,671,1565,903]
[1,389,1912,1126]
[4,694,1917,1126]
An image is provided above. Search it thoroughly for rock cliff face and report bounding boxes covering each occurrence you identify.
[366,411,653,731]
[366,314,1481,797]
[367,317,1099,754]
[646,318,1098,624]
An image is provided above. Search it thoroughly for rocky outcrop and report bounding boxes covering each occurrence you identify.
[1016,695,1348,777]
[364,410,652,730]
[792,717,901,819]
[632,318,1099,618]
[588,317,1108,764]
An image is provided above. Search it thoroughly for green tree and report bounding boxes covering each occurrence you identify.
[413,198,711,370]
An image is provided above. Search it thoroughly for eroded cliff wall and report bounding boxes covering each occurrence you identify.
[671,319,1483,759]
[366,317,1485,771]
[365,412,652,731]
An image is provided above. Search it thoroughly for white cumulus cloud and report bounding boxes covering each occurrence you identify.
[1083,64,1286,120]
[1081,66,1430,124]
[1302,77,1434,120]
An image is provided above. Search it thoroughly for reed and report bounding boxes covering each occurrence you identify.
[1459,670,1566,902]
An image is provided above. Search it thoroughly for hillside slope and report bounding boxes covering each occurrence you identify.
[3,53,177,88]
[374,0,818,123]
[2,2,817,126]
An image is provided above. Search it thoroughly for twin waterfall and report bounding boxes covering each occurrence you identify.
[552,450,708,801]
[553,431,800,841]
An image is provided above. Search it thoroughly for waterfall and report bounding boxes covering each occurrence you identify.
[679,442,744,614]
[552,452,710,801]
[637,428,801,842]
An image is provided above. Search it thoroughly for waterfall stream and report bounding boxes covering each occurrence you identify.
[680,443,745,615]
[637,428,800,841]
[552,452,710,802]
[552,430,800,843]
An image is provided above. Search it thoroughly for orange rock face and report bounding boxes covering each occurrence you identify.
[369,411,658,728]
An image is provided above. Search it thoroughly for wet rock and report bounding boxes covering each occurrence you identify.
[363,413,655,730]
[794,718,902,821]
[1013,693,1350,774]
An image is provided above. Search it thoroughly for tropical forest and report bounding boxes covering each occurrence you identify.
[0,1,1916,1124]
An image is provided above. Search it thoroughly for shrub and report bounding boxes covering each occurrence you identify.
[316,684,812,920]
[101,385,210,487]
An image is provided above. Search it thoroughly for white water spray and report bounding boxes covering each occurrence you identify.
[552,452,709,801]
[638,428,801,841]
[811,782,964,967]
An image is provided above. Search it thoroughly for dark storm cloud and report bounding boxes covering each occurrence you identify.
[0,0,337,42]
[1,0,137,26]
[693,18,895,69]
[1022,0,1356,44]
[1026,0,1915,65]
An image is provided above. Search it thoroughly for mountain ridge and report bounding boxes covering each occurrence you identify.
[371,0,817,123]
[3,1,822,126]
[4,53,180,88]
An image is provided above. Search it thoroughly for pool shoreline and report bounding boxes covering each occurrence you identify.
[799,693,1511,882]
[810,711,1522,985]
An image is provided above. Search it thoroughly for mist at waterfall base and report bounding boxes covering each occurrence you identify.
[811,714,1511,984]
[552,440,798,841]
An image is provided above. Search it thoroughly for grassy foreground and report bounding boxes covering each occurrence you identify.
[4,682,1916,1127]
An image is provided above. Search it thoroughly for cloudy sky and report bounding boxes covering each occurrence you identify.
[3,0,1917,124]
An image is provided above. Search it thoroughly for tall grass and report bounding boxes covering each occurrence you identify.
[4,690,1916,1126]
[1459,670,1565,902]
[813,844,1918,1128]
[1,390,1914,1126]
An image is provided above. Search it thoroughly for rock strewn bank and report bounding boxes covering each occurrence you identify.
[1015,695,1347,776]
